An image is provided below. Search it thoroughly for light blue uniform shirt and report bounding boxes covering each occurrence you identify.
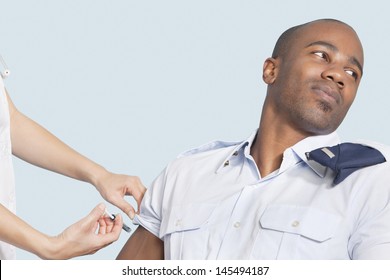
[135,131,390,259]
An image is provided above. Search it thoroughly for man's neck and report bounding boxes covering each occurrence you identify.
[250,121,309,178]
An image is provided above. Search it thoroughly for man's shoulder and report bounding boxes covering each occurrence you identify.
[164,139,244,174]
[177,139,242,158]
[354,139,390,160]
[349,140,390,180]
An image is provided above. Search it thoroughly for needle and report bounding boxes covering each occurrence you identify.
[104,209,132,233]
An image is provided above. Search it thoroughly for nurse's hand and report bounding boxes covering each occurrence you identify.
[94,171,146,219]
[46,203,122,259]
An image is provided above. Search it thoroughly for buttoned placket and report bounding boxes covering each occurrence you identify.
[216,147,305,259]
[216,148,265,258]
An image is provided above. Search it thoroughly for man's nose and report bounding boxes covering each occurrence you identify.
[321,67,345,89]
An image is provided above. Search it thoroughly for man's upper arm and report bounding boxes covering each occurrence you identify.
[116,167,168,260]
[349,161,390,259]
[116,226,164,260]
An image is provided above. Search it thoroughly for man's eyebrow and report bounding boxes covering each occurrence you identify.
[305,41,338,52]
[305,40,363,76]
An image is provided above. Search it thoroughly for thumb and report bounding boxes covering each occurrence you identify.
[113,198,136,220]
[86,203,106,221]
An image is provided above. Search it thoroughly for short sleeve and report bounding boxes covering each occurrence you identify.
[348,165,390,259]
[133,168,168,239]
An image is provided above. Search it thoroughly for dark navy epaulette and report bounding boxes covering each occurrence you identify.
[306,141,387,185]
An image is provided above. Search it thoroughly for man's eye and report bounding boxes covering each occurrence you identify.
[313,52,327,59]
[345,69,358,79]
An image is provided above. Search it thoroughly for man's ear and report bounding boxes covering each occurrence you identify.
[262,57,278,84]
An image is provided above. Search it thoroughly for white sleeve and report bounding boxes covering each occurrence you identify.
[348,164,390,259]
[133,168,168,239]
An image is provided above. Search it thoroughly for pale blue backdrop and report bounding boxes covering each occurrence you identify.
[1,0,389,259]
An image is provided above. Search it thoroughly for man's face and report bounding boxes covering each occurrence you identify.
[267,21,364,136]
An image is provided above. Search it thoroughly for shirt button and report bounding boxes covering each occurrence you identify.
[233,151,238,156]
[224,160,230,167]
[291,221,300,227]
[175,219,182,227]
[233,222,241,228]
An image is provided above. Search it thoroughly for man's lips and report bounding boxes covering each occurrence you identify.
[312,84,341,105]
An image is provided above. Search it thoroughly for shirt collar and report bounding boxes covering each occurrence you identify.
[216,130,257,173]
[291,132,340,177]
[216,130,340,177]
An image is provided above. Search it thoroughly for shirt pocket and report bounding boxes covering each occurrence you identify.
[160,202,217,259]
[255,205,341,259]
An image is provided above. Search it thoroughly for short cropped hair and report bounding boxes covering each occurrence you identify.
[271,19,347,59]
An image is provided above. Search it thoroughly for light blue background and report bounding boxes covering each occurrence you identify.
[1,0,389,259]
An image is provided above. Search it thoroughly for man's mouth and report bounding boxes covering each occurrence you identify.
[312,84,341,105]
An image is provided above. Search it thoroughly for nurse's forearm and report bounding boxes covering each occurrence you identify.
[0,203,57,259]
[0,203,123,259]
[7,92,107,186]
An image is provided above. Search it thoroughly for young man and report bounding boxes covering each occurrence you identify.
[117,19,390,260]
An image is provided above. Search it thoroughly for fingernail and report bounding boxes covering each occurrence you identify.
[128,209,135,220]
[98,203,106,211]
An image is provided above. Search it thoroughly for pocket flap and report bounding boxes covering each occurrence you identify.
[260,205,341,242]
[160,202,217,236]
